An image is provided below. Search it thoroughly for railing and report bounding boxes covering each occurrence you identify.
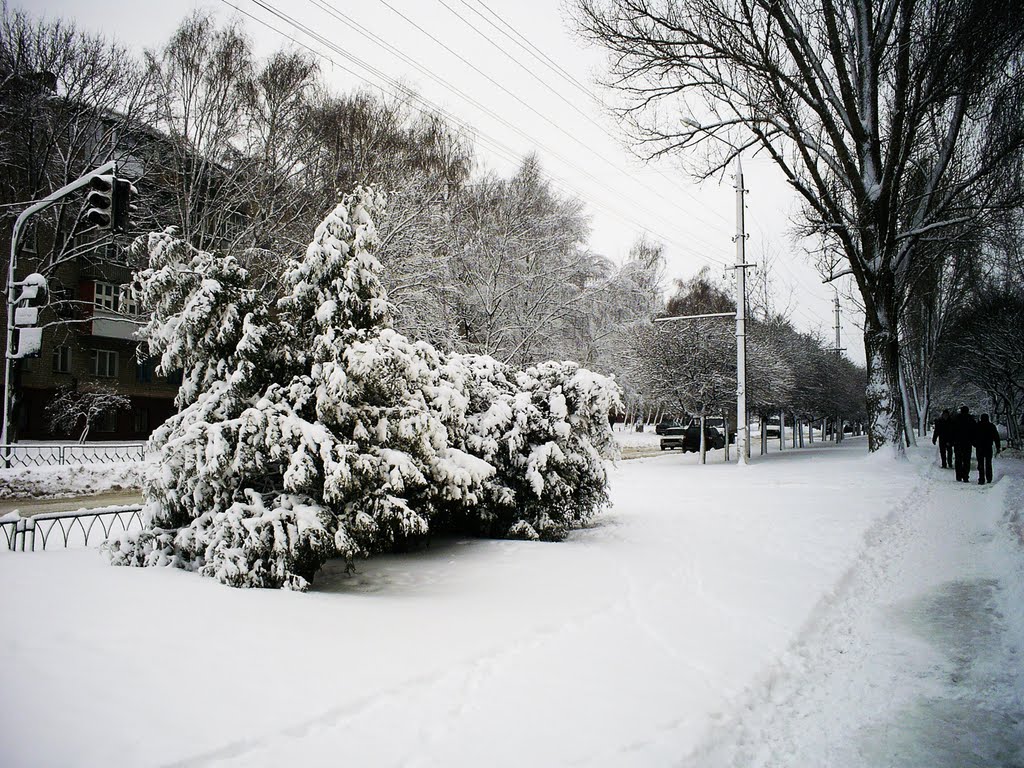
[0,442,145,468]
[1,506,143,552]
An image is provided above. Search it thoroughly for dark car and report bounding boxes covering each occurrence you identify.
[655,419,683,435]
[693,416,736,445]
[681,423,726,452]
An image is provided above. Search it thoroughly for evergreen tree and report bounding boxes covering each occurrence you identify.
[107,188,620,590]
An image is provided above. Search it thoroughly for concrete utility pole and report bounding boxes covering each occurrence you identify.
[733,157,754,465]
[834,290,842,355]
[650,157,753,465]
[831,289,847,442]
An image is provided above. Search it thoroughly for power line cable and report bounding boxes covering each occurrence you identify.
[374,0,733,238]
[456,0,734,228]
[313,0,729,258]
[282,0,729,264]
[221,0,728,266]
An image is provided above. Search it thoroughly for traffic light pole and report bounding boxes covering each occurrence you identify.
[2,161,117,455]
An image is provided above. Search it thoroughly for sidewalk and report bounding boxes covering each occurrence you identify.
[690,449,1024,767]
[0,489,143,517]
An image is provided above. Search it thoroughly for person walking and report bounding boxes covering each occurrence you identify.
[950,404,976,483]
[973,413,1002,485]
[931,408,953,469]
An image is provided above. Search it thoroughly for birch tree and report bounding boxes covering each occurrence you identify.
[448,154,601,366]
[577,0,1024,453]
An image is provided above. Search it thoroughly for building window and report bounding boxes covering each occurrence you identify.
[91,349,118,378]
[132,407,149,434]
[52,345,71,374]
[96,409,118,434]
[94,281,117,311]
[120,291,139,315]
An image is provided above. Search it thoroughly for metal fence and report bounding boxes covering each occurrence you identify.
[2,506,143,552]
[0,443,145,468]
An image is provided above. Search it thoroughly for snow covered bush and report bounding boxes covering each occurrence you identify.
[105,187,620,590]
[436,354,620,541]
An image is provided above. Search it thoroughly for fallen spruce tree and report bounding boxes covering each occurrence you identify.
[105,188,621,590]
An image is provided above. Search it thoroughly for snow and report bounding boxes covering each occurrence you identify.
[0,459,145,499]
[1,441,1022,767]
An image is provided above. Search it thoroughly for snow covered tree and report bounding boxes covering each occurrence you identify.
[437,355,620,541]
[106,187,620,590]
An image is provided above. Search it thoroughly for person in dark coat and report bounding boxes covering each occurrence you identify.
[950,405,976,483]
[931,409,953,469]
[973,413,1002,485]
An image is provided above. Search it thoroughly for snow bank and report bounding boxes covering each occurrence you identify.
[0,461,144,499]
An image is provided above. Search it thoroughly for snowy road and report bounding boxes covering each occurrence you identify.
[1,441,1022,767]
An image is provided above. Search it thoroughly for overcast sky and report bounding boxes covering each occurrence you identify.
[37,0,865,363]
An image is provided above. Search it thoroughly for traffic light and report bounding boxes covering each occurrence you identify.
[10,273,47,359]
[112,178,136,232]
[84,173,116,230]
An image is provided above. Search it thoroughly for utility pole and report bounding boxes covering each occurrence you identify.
[833,290,843,356]
[733,157,754,465]
[650,156,753,466]
[832,289,846,442]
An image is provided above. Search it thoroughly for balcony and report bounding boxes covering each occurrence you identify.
[90,307,144,341]
[78,252,134,284]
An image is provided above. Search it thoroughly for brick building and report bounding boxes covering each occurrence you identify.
[8,232,179,440]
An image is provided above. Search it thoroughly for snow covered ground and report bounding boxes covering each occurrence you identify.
[1,439,1021,767]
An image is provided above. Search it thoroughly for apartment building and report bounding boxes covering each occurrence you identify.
[10,232,179,440]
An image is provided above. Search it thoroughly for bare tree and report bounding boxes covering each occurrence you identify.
[577,0,1024,453]
[448,155,605,366]
[45,383,130,443]
[899,235,977,438]
[0,4,156,300]
[937,287,1024,446]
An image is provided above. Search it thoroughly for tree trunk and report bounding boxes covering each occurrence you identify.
[699,414,707,465]
[864,324,906,456]
[898,359,917,447]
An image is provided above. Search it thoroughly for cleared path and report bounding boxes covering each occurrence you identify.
[690,449,1024,767]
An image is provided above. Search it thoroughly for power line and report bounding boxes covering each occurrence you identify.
[307,0,659,237]
[375,0,733,243]
[274,0,728,265]
[455,0,734,229]
[220,0,728,266]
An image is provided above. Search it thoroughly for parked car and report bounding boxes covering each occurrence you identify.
[659,426,687,450]
[660,423,726,452]
[682,423,726,452]
[655,419,683,435]
[763,417,781,438]
[692,416,736,444]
